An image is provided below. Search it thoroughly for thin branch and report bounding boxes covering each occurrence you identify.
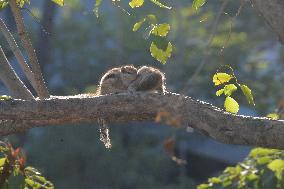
[181,0,229,93]
[251,0,284,44]
[8,0,50,99]
[0,46,34,100]
[0,18,38,91]
[0,93,284,149]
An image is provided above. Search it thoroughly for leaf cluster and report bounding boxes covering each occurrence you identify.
[0,141,54,189]
[213,67,255,114]
[198,148,284,189]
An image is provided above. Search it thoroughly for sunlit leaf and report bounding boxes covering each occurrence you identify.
[247,173,259,181]
[51,0,63,6]
[0,0,8,10]
[192,0,206,10]
[16,0,29,7]
[213,73,233,86]
[197,184,210,189]
[133,18,146,32]
[129,0,144,8]
[223,84,237,96]
[151,23,170,37]
[268,159,284,171]
[266,113,279,120]
[216,89,224,96]
[224,96,239,114]
[249,148,279,158]
[133,14,157,32]
[149,0,171,9]
[93,0,102,18]
[267,159,284,179]
[0,158,6,167]
[199,147,284,188]
[257,156,272,165]
[0,95,12,100]
[208,177,221,184]
[240,84,255,106]
[25,179,42,188]
[150,42,172,64]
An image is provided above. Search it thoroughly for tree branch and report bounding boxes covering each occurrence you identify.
[0,18,37,91]
[0,46,34,100]
[8,0,50,99]
[0,93,284,149]
[251,0,284,44]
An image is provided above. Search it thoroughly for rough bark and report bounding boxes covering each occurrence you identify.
[0,93,284,149]
[251,0,284,44]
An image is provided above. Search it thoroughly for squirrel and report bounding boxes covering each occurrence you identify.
[96,65,166,148]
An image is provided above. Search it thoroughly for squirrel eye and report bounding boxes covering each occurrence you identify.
[105,73,116,80]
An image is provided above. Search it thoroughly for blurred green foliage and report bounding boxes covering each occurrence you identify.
[198,148,284,189]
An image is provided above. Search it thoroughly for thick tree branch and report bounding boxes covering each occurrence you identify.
[0,18,37,91]
[0,93,284,149]
[0,46,34,100]
[251,0,284,44]
[8,0,50,99]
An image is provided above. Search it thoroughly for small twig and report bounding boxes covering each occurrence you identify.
[0,46,34,100]
[181,0,230,94]
[219,0,246,56]
[0,18,38,91]
[8,0,50,99]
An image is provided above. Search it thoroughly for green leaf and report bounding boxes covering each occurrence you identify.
[247,173,259,181]
[192,0,206,10]
[133,18,146,32]
[129,0,144,8]
[197,184,210,189]
[266,113,279,120]
[51,0,64,6]
[150,42,172,64]
[0,157,6,167]
[0,0,8,10]
[25,179,42,189]
[267,159,284,172]
[132,14,157,32]
[267,159,284,179]
[249,148,278,158]
[213,73,233,86]
[93,0,102,18]
[151,23,170,37]
[0,95,12,100]
[149,0,171,9]
[224,96,239,114]
[240,84,255,106]
[208,177,221,184]
[223,84,237,96]
[257,156,272,165]
[216,89,224,96]
[34,175,47,183]
[16,0,30,7]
